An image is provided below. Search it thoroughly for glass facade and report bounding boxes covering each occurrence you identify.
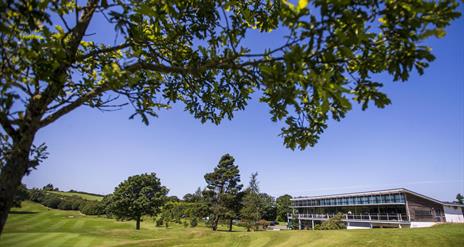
[292,193,405,207]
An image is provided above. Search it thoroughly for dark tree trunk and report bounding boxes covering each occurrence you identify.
[0,131,35,235]
[136,216,141,230]
[211,215,219,231]
[228,218,233,232]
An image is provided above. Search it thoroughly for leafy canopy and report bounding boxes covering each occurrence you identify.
[109,173,168,224]
[0,0,460,154]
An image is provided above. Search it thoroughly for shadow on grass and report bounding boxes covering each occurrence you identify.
[9,211,38,214]
[216,229,240,232]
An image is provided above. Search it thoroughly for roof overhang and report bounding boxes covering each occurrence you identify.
[291,188,464,207]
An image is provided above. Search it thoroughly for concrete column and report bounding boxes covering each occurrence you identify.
[312,220,314,230]
[298,218,302,230]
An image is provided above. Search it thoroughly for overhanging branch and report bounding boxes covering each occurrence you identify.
[39,85,108,128]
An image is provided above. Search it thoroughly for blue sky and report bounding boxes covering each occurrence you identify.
[24,5,463,202]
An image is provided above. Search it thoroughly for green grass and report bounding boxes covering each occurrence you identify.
[1,201,463,247]
[47,191,104,201]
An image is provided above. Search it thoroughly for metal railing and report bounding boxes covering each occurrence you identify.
[288,213,409,222]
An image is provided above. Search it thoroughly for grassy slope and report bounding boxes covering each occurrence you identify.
[1,201,464,247]
[48,191,104,201]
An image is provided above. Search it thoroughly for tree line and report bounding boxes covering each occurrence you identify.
[14,154,464,231]
[15,154,292,231]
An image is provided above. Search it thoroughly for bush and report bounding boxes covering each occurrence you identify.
[58,200,74,210]
[29,189,46,203]
[183,221,188,228]
[257,219,270,230]
[155,218,164,227]
[316,213,345,230]
[190,217,198,227]
[80,201,105,215]
[42,195,62,209]
[70,198,84,210]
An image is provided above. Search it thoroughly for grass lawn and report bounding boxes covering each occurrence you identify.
[1,201,463,247]
[47,191,104,201]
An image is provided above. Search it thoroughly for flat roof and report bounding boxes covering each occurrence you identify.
[291,188,464,207]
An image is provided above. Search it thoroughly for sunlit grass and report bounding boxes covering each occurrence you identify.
[1,201,463,247]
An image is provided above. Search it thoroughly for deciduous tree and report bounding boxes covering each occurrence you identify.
[108,173,168,230]
[240,172,262,231]
[0,0,460,234]
[456,193,464,204]
[276,194,292,222]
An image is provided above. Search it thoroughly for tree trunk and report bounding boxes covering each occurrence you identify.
[0,132,35,235]
[136,216,141,230]
[211,215,219,231]
[228,218,233,232]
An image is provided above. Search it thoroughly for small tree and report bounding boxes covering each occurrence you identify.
[190,217,198,227]
[109,173,168,230]
[316,213,345,230]
[276,194,292,222]
[240,173,262,231]
[204,154,242,231]
[260,193,277,221]
[42,184,55,191]
[456,194,464,204]
[289,210,300,230]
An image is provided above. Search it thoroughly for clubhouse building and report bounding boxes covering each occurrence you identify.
[289,188,464,229]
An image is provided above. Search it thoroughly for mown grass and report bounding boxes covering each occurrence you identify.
[1,201,463,247]
[47,191,104,201]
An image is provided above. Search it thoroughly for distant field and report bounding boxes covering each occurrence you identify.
[1,201,464,247]
[47,191,104,201]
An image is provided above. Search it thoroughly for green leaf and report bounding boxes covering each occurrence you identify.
[298,0,308,10]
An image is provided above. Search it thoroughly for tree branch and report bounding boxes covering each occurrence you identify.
[124,56,285,75]
[79,43,130,60]
[40,84,109,128]
[0,113,18,140]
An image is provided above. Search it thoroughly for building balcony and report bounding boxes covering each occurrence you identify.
[289,213,410,223]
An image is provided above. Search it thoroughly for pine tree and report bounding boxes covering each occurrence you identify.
[204,154,242,231]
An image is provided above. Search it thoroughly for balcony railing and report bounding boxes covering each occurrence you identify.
[288,213,409,222]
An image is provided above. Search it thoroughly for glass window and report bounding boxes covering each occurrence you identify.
[394,194,405,203]
[369,196,376,204]
[399,194,405,203]
[348,197,354,205]
[362,196,368,204]
[385,195,392,203]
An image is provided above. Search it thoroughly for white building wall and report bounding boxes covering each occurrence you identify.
[444,205,464,223]
[410,222,436,228]
[346,222,372,229]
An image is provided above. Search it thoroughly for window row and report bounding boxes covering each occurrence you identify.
[292,193,405,207]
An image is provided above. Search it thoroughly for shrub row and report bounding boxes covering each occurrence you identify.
[28,189,107,215]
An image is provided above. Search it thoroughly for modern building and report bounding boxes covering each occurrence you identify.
[289,188,464,229]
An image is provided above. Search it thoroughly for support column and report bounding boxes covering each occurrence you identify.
[298,218,302,230]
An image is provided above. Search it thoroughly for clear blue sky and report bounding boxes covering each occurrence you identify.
[24,5,463,202]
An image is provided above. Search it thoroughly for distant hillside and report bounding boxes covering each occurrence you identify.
[47,191,104,201]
